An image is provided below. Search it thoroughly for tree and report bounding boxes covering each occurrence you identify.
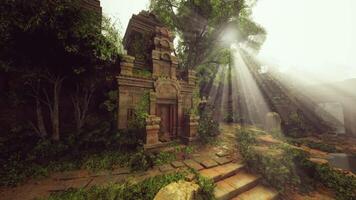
[149,0,266,69]
[0,0,122,140]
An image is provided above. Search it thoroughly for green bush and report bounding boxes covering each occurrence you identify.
[237,127,356,199]
[236,128,308,192]
[128,92,149,130]
[82,152,130,172]
[303,162,356,200]
[128,150,154,171]
[152,151,176,166]
[198,105,219,143]
[196,174,216,200]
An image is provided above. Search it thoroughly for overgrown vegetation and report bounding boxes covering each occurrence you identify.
[0,0,126,186]
[44,170,216,200]
[236,127,356,200]
[45,172,186,200]
[0,127,136,186]
[287,138,341,153]
[198,105,220,143]
[304,162,356,200]
[236,128,306,192]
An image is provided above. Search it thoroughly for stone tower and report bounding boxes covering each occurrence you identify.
[117,11,199,149]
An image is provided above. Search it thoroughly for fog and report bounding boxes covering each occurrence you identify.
[253,0,356,83]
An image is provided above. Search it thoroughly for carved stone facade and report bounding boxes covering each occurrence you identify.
[117,11,199,149]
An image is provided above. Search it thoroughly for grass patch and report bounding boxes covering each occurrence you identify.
[287,138,340,153]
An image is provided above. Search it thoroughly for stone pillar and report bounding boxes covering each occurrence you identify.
[120,55,134,76]
[182,114,200,144]
[177,96,183,137]
[144,115,161,148]
[264,112,282,132]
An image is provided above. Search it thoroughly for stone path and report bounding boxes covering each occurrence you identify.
[0,123,279,200]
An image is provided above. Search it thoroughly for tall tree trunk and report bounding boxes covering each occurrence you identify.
[27,79,48,137]
[51,80,60,141]
[43,73,64,141]
[72,84,95,134]
[36,97,47,137]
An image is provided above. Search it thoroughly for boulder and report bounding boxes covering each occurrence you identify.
[264,112,282,132]
[154,180,200,200]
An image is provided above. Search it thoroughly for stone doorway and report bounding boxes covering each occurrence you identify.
[157,103,176,142]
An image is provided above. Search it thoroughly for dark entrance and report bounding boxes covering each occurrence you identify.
[157,103,177,141]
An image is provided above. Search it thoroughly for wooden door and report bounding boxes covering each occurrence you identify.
[158,104,170,139]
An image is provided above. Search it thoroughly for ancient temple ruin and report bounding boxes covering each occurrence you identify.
[117,11,199,149]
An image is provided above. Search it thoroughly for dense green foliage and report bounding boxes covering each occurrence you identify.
[236,128,307,192]
[0,126,137,186]
[128,92,150,131]
[304,162,356,200]
[149,0,265,69]
[0,0,126,186]
[198,105,220,143]
[45,172,186,200]
[195,173,216,200]
[0,0,121,71]
[237,127,356,199]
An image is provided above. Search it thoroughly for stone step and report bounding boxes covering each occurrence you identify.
[200,162,245,182]
[214,171,261,200]
[231,184,279,200]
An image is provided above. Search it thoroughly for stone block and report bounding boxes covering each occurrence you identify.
[171,161,185,168]
[183,159,204,171]
[159,164,174,172]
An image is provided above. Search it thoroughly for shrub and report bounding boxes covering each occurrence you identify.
[128,92,149,130]
[303,162,356,200]
[196,174,216,200]
[198,105,219,143]
[236,128,308,192]
[128,149,154,171]
[152,151,176,166]
[237,127,356,199]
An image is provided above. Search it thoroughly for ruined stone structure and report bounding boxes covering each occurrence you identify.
[117,11,199,149]
[80,0,102,14]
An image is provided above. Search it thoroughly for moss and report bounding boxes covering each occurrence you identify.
[133,69,152,78]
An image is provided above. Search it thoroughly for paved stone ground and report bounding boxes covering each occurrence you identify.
[5,123,332,200]
[0,124,240,200]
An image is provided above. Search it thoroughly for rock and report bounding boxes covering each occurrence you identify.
[264,112,282,132]
[154,180,200,200]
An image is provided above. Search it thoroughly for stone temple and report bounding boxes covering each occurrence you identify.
[117,11,199,149]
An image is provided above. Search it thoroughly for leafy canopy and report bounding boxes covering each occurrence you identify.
[149,0,266,69]
[0,0,121,74]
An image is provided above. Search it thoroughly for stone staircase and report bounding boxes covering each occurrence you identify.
[200,162,279,200]
[160,149,279,200]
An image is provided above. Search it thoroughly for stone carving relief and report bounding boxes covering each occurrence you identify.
[155,78,181,100]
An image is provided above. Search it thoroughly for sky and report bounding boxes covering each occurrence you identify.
[100,0,356,82]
